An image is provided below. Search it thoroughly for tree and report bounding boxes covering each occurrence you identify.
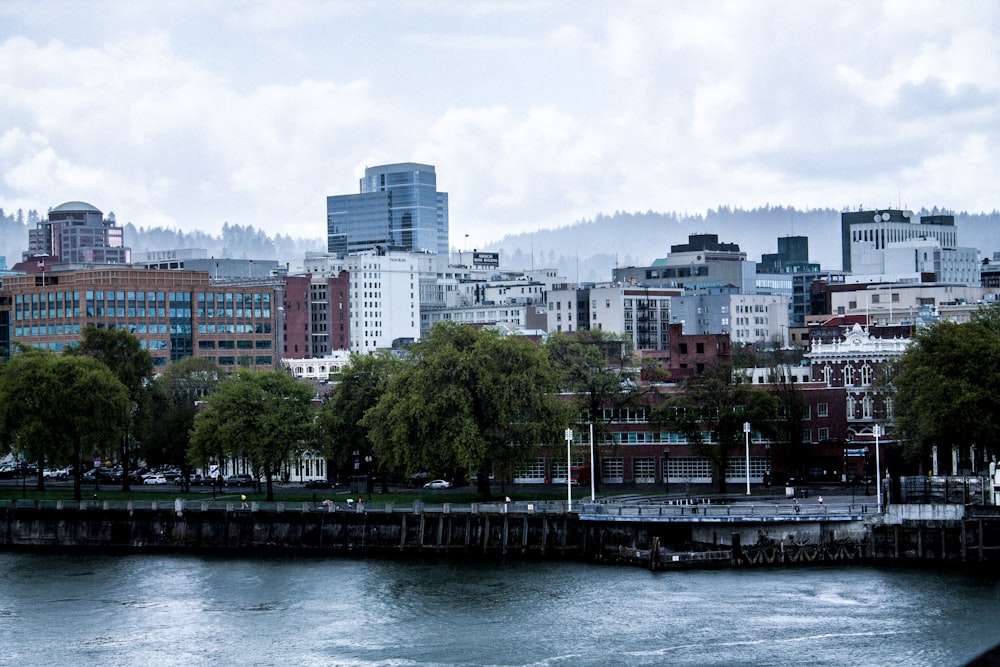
[765,363,808,482]
[892,304,1000,469]
[363,322,567,499]
[67,327,154,490]
[189,369,315,501]
[546,330,640,490]
[0,348,64,490]
[142,357,223,490]
[650,363,777,493]
[314,351,402,493]
[0,350,129,500]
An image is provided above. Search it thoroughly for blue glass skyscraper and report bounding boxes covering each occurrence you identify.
[326,162,449,257]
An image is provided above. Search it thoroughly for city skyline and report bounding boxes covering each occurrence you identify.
[1,2,997,249]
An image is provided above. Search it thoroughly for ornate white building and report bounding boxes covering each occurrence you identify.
[806,323,911,442]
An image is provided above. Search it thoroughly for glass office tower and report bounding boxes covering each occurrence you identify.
[326,162,449,257]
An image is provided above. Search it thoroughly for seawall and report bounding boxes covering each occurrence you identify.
[3,498,999,570]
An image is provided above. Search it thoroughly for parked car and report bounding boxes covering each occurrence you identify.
[173,474,204,485]
[304,479,333,489]
[225,474,255,487]
[423,479,453,490]
[143,474,167,485]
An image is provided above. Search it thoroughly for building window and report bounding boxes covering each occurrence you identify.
[633,457,656,484]
[816,403,828,417]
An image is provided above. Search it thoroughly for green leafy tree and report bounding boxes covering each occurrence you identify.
[0,347,64,489]
[142,357,223,489]
[892,304,1000,468]
[67,327,154,490]
[314,351,402,493]
[650,363,777,493]
[546,330,640,490]
[363,322,568,499]
[189,369,315,501]
[0,350,129,500]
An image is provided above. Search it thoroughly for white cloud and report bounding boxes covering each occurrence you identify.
[0,0,996,251]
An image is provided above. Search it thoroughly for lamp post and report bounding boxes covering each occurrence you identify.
[744,422,752,496]
[365,454,374,496]
[564,428,574,510]
[663,448,670,494]
[873,424,883,513]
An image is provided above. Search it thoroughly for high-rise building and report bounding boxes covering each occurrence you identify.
[326,163,449,258]
[840,209,958,273]
[25,201,130,265]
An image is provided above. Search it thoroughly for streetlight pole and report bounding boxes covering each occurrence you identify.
[744,422,752,496]
[874,424,883,513]
[564,428,574,511]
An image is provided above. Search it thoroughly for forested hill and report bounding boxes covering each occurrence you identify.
[0,210,324,271]
[1,205,996,283]
[483,207,1000,284]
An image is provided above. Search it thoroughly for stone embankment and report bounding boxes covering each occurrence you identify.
[3,495,999,570]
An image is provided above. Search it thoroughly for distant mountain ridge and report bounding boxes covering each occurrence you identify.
[2,205,996,283]
[484,206,1000,283]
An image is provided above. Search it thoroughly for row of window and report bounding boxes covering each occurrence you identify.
[514,455,771,483]
[197,340,272,350]
[820,364,875,386]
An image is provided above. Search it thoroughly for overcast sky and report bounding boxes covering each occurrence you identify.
[1,1,997,248]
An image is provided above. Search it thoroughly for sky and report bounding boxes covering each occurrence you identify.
[1,1,997,249]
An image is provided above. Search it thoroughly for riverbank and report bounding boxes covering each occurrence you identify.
[4,495,999,572]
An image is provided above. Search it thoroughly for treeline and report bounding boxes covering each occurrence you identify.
[0,208,324,269]
[4,309,997,502]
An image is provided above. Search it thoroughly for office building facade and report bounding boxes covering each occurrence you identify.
[1,267,279,369]
[840,209,958,273]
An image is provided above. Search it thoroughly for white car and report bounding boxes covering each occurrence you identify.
[423,479,453,490]
[143,474,167,485]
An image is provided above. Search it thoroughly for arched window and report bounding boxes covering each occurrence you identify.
[846,396,855,419]
[861,364,873,386]
[843,365,855,386]
[862,396,873,419]
[823,365,832,386]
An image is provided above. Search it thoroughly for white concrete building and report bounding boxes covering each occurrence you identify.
[547,284,681,352]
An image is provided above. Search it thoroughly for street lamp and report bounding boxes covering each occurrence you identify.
[365,454,374,496]
[564,428,574,511]
[873,424,883,513]
[744,422,752,496]
[663,448,670,494]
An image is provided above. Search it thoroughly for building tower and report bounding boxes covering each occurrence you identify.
[25,201,130,265]
[326,162,449,258]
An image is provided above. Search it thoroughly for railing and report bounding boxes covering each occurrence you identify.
[0,497,896,519]
[580,500,878,519]
[0,498,576,515]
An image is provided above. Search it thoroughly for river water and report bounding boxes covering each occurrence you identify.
[0,552,997,667]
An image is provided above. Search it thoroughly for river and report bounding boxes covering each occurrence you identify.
[0,552,997,666]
